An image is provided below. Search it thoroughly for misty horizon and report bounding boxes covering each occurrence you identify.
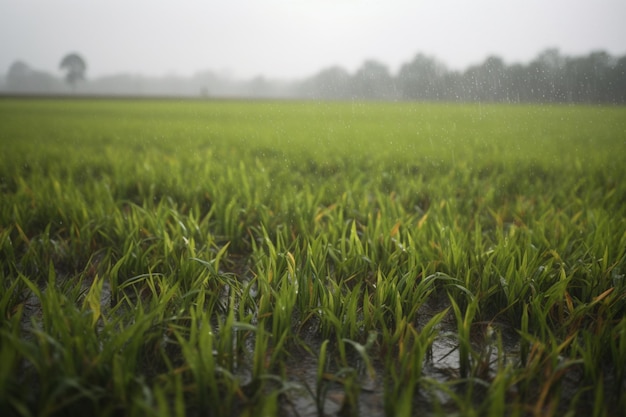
[1,46,624,83]
[2,0,625,82]
[2,47,625,104]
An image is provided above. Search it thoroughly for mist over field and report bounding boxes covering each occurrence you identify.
[2,2,626,415]
[2,49,626,104]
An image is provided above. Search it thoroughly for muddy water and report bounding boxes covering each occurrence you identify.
[278,310,522,417]
[18,273,522,416]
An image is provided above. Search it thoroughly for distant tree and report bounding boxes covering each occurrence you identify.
[351,60,395,100]
[528,48,566,102]
[563,51,612,103]
[611,56,626,103]
[505,63,529,103]
[59,53,87,89]
[6,60,61,93]
[397,53,447,100]
[244,75,276,97]
[440,71,464,101]
[586,51,613,102]
[480,56,508,101]
[6,61,31,89]
[300,66,351,99]
[461,56,508,102]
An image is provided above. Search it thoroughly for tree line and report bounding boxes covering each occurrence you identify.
[2,49,625,104]
[300,49,626,104]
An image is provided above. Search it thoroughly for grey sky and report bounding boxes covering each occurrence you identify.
[1,0,625,80]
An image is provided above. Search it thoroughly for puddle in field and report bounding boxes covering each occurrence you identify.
[275,306,522,417]
[278,327,387,417]
[17,285,522,417]
[16,258,525,417]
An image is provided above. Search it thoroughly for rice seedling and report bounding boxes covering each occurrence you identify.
[0,98,625,416]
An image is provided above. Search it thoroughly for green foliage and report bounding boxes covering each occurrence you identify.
[0,98,625,416]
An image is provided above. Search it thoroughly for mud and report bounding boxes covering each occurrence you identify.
[17,265,526,417]
[277,312,522,417]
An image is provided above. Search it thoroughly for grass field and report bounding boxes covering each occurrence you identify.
[1,98,625,417]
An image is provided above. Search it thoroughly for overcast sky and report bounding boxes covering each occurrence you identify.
[1,0,625,80]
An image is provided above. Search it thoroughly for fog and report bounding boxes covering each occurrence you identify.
[1,0,625,101]
[2,49,625,104]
